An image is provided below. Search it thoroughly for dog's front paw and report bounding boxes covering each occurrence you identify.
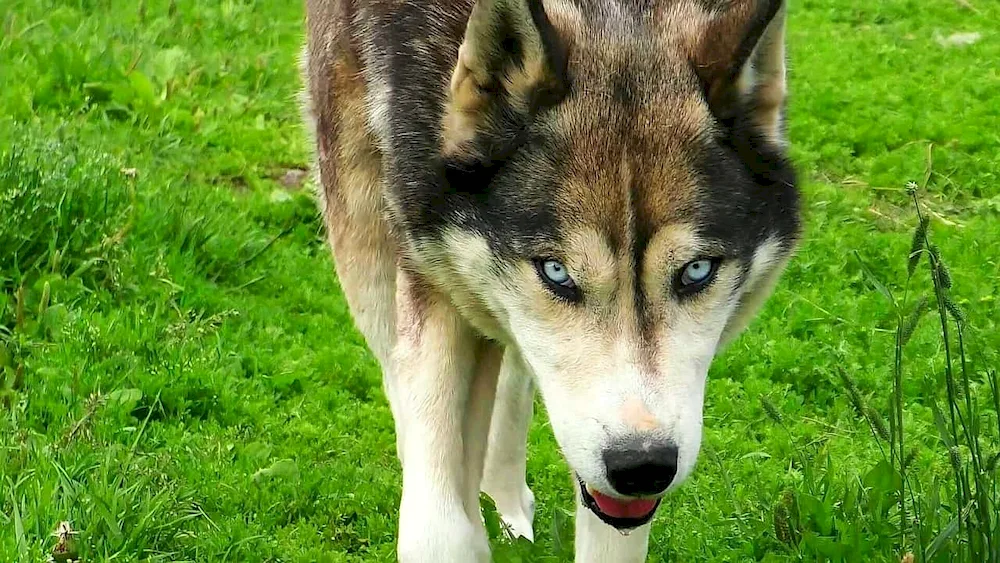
[398,500,490,563]
[483,482,535,542]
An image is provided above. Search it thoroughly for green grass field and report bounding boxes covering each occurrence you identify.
[2,0,998,561]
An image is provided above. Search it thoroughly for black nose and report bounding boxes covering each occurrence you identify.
[603,438,679,497]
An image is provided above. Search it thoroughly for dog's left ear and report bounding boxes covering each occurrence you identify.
[688,0,788,144]
[443,0,568,160]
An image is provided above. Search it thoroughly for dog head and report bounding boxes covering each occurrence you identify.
[430,0,799,528]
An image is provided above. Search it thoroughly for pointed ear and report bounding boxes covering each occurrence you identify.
[688,0,788,144]
[443,0,568,159]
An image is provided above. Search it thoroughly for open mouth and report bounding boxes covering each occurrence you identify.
[578,477,661,530]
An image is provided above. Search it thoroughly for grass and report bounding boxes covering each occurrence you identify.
[1,0,998,561]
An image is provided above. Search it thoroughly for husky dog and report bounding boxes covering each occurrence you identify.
[302,0,799,560]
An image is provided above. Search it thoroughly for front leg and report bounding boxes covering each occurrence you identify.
[461,341,504,524]
[575,489,651,563]
[394,271,493,563]
[481,348,536,541]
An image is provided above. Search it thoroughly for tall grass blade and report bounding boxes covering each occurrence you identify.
[12,494,28,560]
[925,501,974,560]
[990,369,1000,443]
[930,401,956,449]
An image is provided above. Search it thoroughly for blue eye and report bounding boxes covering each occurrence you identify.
[534,258,580,302]
[676,258,720,295]
[542,259,572,286]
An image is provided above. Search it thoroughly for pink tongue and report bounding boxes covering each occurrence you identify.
[589,488,658,519]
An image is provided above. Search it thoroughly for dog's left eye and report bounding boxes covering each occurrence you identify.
[534,258,580,302]
[675,258,720,296]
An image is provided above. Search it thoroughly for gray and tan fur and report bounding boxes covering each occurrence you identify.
[302,0,800,560]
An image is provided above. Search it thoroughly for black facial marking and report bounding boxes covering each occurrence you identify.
[689,102,799,261]
[441,128,568,260]
[368,2,469,234]
[630,187,656,339]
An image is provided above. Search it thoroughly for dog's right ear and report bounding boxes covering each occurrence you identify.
[443,0,568,160]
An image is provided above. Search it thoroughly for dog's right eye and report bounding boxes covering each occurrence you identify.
[534,259,581,302]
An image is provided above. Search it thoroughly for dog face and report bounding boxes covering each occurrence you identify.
[422,0,798,528]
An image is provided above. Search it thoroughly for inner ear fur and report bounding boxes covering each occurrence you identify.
[688,0,788,144]
[443,0,567,160]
